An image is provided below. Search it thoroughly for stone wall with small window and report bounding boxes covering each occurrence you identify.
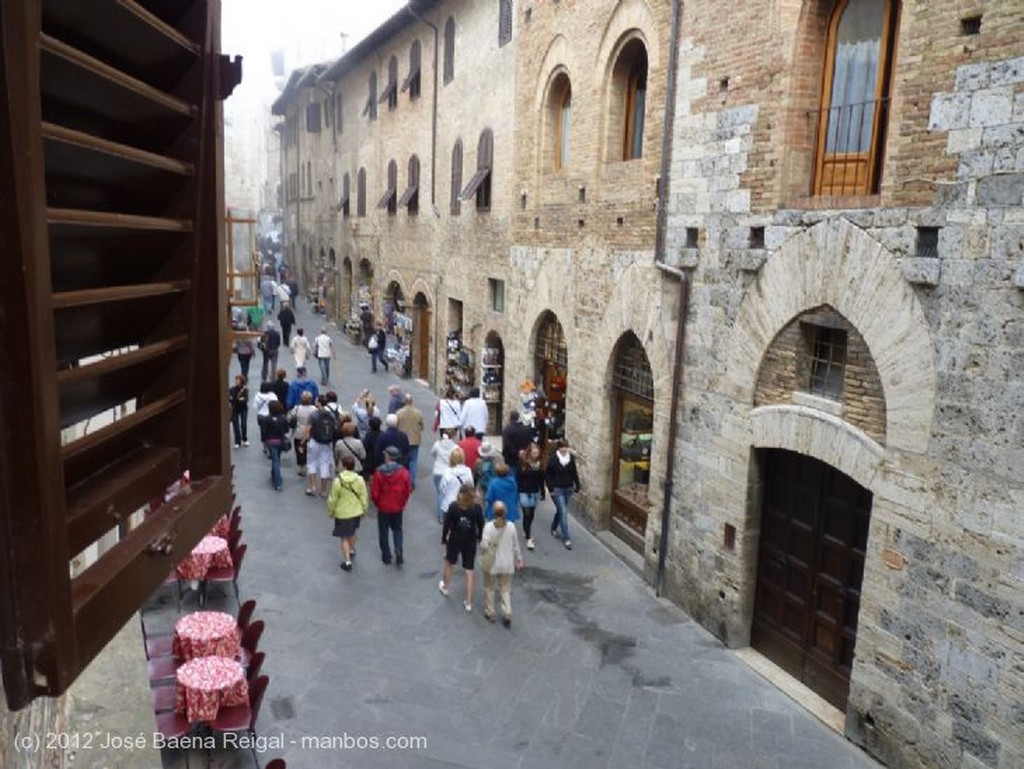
[753,309,887,443]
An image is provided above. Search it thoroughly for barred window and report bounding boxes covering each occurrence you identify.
[808,326,847,400]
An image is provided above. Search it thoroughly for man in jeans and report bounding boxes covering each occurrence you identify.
[396,393,424,489]
[313,326,335,385]
[370,446,413,566]
[259,321,281,383]
[369,322,388,373]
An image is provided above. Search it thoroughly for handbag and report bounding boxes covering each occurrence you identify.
[281,437,293,453]
[367,334,379,351]
[478,534,499,573]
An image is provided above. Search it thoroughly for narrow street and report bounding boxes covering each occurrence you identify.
[153,301,881,769]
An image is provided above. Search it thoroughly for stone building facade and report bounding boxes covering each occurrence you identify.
[660,2,1024,768]
[273,1,1024,767]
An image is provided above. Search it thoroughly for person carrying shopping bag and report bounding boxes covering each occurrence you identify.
[479,501,523,627]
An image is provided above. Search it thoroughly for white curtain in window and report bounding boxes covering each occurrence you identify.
[825,0,883,153]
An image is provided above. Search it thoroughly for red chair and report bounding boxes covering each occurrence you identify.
[236,599,257,633]
[265,760,286,769]
[140,615,174,659]
[147,655,180,684]
[246,651,265,686]
[227,527,243,555]
[205,543,246,608]
[238,619,264,669]
[154,711,194,767]
[152,685,176,713]
[229,510,242,537]
[210,674,269,767]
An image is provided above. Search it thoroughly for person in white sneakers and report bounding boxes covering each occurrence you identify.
[439,483,484,612]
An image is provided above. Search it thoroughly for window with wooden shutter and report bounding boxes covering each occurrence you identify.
[403,40,421,100]
[0,0,236,709]
[398,155,419,215]
[450,139,463,216]
[357,167,367,216]
[443,17,455,85]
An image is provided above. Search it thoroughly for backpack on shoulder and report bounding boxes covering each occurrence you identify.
[310,410,335,444]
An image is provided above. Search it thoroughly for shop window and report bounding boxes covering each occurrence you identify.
[489,278,505,313]
[499,0,513,47]
[380,55,399,111]
[611,332,654,553]
[610,39,647,161]
[548,73,572,171]
[363,71,378,120]
[377,159,398,215]
[398,155,420,215]
[806,325,847,399]
[813,0,899,196]
[357,167,367,217]
[450,139,463,216]
[339,173,350,217]
[443,17,455,84]
[403,40,422,100]
[459,129,493,212]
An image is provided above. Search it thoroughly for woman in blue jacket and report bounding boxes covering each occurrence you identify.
[484,462,519,524]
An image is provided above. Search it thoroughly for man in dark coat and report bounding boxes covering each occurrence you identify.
[375,413,410,468]
[277,302,295,346]
[259,321,281,383]
[501,410,533,479]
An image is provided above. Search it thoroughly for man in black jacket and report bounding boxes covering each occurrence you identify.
[259,321,282,383]
[277,302,295,346]
[501,410,532,478]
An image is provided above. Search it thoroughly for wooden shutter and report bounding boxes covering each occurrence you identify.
[0,0,235,709]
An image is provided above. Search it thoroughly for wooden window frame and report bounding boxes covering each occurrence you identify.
[364,71,378,120]
[403,40,422,100]
[339,172,351,217]
[622,45,647,160]
[0,0,233,709]
[382,55,399,111]
[812,0,898,197]
[397,155,420,214]
[305,101,321,133]
[334,90,343,135]
[553,75,572,171]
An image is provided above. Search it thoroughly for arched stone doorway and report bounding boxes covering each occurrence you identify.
[412,292,431,380]
[531,311,567,452]
[340,257,353,321]
[609,332,654,554]
[385,281,408,374]
[482,332,505,435]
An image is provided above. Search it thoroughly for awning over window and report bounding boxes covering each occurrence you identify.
[459,167,490,200]
[376,187,396,209]
[401,64,420,93]
[396,181,418,207]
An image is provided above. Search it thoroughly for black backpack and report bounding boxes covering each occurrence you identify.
[310,410,335,444]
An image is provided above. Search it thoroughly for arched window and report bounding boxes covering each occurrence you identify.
[612,39,648,161]
[404,40,422,100]
[476,129,493,211]
[334,90,343,135]
[357,167,366,217]
[339,173,351,217]
[499,0,513,47]
[377,159,398,215]
[443,17,455,84]
[814,0,898,196]
[306,161,312,195]
[384,55,399,111]
[364,71,377,120]
[398,155,420,215]
[450,139,463,216]
[549,73,572,170]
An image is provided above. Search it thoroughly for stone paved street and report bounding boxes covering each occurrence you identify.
[149,302,883,769]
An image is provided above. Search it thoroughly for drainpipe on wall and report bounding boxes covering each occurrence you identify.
[406,4,440,215]
[654,0,685,598]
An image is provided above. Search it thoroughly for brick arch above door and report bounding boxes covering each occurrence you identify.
[723,217,936,453]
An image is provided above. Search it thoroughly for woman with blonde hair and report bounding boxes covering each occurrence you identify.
[327,455,368,571]
[437,446,474,524]
[439,483,484,611]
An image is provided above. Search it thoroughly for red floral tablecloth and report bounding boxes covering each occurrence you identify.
[210,514,230,538]
[176,535,232,581]
[174,656,248,723]
[173,611,240,661]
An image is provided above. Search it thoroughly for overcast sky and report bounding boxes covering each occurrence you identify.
[222,0,407,97]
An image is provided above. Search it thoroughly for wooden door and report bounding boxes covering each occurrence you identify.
[751,450,871,710]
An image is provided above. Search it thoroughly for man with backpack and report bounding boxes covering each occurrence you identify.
[306,399,338,497]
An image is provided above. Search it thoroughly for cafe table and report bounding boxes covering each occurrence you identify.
[173,611,240,661]
[176,535,232,581]
[174,656,248,723]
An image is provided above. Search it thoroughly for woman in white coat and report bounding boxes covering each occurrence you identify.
[290,327,312,371]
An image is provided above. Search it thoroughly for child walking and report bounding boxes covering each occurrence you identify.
[439,483,485,612]
[479,501,523,627]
